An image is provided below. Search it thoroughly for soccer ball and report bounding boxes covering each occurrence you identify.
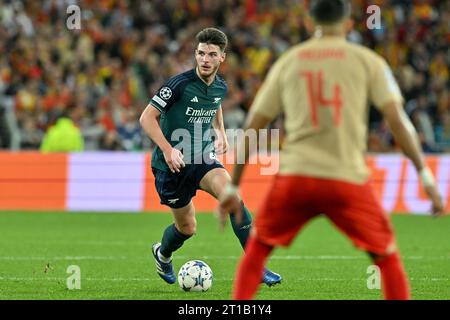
[177,260,213,292]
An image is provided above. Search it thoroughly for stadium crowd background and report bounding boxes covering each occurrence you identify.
[0,0,448,152]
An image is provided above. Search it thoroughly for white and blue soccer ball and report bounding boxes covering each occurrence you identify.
[178,260,213,292]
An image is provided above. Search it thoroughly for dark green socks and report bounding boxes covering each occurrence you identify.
[159,203,252,257]
[159,223,192,258]
[229,202,253,250]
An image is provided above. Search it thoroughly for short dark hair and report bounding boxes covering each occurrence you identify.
[309,0,351,25]
[195,28,228,52]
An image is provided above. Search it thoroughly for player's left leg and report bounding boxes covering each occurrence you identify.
[323,180,410,300]
[198,166,282,286]
[368,247,410,300]
[199,168,251,247]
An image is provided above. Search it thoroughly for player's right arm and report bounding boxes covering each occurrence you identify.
[218,56,284,226]
[139,86,185,173]
[139,104,185,173]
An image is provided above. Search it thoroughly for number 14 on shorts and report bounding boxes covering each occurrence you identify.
[300,70,343,127]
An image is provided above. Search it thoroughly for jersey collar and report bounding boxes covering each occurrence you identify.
[193,67,217,88]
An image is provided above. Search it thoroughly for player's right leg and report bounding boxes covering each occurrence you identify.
[151,167,197,284]
[233,175,319,299]
[152,201,196,284]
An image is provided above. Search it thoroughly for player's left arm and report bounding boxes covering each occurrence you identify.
[371,55,444,216]
[212,105,229,155]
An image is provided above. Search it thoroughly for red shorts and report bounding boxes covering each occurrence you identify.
[253,175,395,255]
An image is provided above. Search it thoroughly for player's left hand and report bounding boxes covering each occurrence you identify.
[419,167,446,217]
[214,138,229,154]
[216,184,242,231]
[423,184,445,217]
[214,132,229,155]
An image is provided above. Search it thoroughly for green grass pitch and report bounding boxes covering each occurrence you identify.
[0,211,448,300]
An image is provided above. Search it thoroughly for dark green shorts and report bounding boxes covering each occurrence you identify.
[152,160,224,208]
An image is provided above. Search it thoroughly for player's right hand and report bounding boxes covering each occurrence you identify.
[424,184,445,217]
[163,148,185,173]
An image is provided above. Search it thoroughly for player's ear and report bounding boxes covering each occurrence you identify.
[344,18,354,33]
[220,51,226,63]
[304,15,315,34]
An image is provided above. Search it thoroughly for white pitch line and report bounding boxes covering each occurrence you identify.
[182,255,449,261]
[0,256,127,261]
[0,240,144,246]
[0,277,155,281]
[0,277,448,282]
[198,255,367,260]
[294,278,450,282]
[0,255,449,261]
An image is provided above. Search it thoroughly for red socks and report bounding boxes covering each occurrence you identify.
[375,252,411,300]
[233,236,273,300]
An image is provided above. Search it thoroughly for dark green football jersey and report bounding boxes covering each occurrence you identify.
[149,69,228,171]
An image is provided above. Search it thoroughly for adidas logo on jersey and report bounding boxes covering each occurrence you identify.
[190,96,199,103]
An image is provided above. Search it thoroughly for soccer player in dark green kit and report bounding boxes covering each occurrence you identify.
[140,28,282,286]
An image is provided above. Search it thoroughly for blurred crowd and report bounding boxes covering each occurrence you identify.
[0,0,448,152]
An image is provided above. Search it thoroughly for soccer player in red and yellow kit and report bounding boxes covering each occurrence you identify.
[218,0,445,300]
